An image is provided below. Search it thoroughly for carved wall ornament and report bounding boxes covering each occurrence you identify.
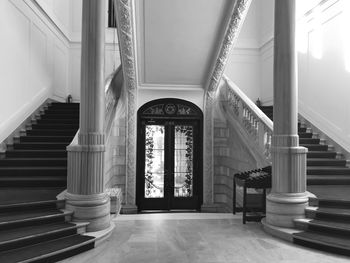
[203,0,252,206]
[115,0,138,207]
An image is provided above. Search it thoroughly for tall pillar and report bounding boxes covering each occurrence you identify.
[266,0,308,228]
[66,0,110,232]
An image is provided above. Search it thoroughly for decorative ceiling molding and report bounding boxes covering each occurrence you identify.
[206,0,253,95]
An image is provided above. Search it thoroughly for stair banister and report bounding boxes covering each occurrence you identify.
[221,75,273,161]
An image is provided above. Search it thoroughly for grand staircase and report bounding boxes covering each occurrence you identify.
[0,102,95,262]
[260,106,350,256]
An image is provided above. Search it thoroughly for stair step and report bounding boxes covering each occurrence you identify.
[31,123,79,130]
[36,119,79,125]
[26,129,77,136]
[0,200,64,213]
[295,218,350,235]
[307,151,337,158]
[293,231,350,256]
[0,234,94,263]
[307,175,350,185]
[50,102,79,107]
[5,149,67,158]
[0,166,67,176]
[20,136,73,143]
[298,127,307,133]
[307,159,346,167]
[0,222,79,252]
[0,209,72,230]
[0,187,64,206]
[305,206,350,221]
[0,176,66,187]
[13,142,68,150]
[311,198,350,209]
[307,166,350,175]
[44,110,79,115]
[0,158,67,167]
[299,138,320,144]
[40,114,79,120]
[301,144,328,151]
[298,132,313,138]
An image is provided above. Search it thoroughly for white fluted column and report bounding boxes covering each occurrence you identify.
[266,0,308,228]
[66,0,110,232]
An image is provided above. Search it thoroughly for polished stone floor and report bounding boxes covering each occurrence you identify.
[61,213,350,263]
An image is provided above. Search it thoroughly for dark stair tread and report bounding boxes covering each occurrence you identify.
[0,222,77,244]
[19,136,74,143]
[297,218,350,232]
[293,231,350,250]
[307,152,337,159]
[307,158,346,163]
[299,138,320,144]
[0,209,71,225]
[0,199,63,211]
[307,167,350,175]
[307,175,350,185]
[306,206,350,216]
[298,132,313,138]
[0,166,66,171]
[0,157,67,167]
[0,234,94,263]
[0,176,66,181]
[0,188,64,206]
[308,185,350,202]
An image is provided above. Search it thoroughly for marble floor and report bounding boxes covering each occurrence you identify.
[61,213,350,263]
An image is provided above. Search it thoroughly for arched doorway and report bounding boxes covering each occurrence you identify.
[136,99,203,211]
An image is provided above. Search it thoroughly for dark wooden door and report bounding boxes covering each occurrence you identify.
[137,119,201,211]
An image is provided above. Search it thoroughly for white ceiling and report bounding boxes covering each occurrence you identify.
[135,0,233,89]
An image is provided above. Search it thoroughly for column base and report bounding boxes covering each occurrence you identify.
[65,192,110,232]
[266,192,309,228]
[121,204,138,214]
[201,203,222,212]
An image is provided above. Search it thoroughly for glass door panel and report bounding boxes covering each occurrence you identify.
[174,125,193,198]
[144,125,165,198]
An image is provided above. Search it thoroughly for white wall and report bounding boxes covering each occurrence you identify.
[224,0,264,103]
[298,0,350,151]
[0,0,70,143]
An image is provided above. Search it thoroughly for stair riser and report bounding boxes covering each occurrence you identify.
[307,160,346,166]
[36,119,79,124]
[31,124,79,130]
[0,228,77,253]
[307,224,350,237]
[298,133,313,138]
[0,204,63,214]
[5,151,67,158]
[20,137,73,143]
[34,242,94,263]
[299,139,320,144]
[293,238,350,257]
[307,152,337,158]
[0,216,66,231]
[0,160,67,167]
[306,210,350,221]
[307,169,350,175]
[39,115,79,120]
[0,169,66,176]
[27,130,77,136]
[318,200,350,209]
[302,145,328,151]
[307,179,350,185]
[13,144,68,150]
[0,180,66,187]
